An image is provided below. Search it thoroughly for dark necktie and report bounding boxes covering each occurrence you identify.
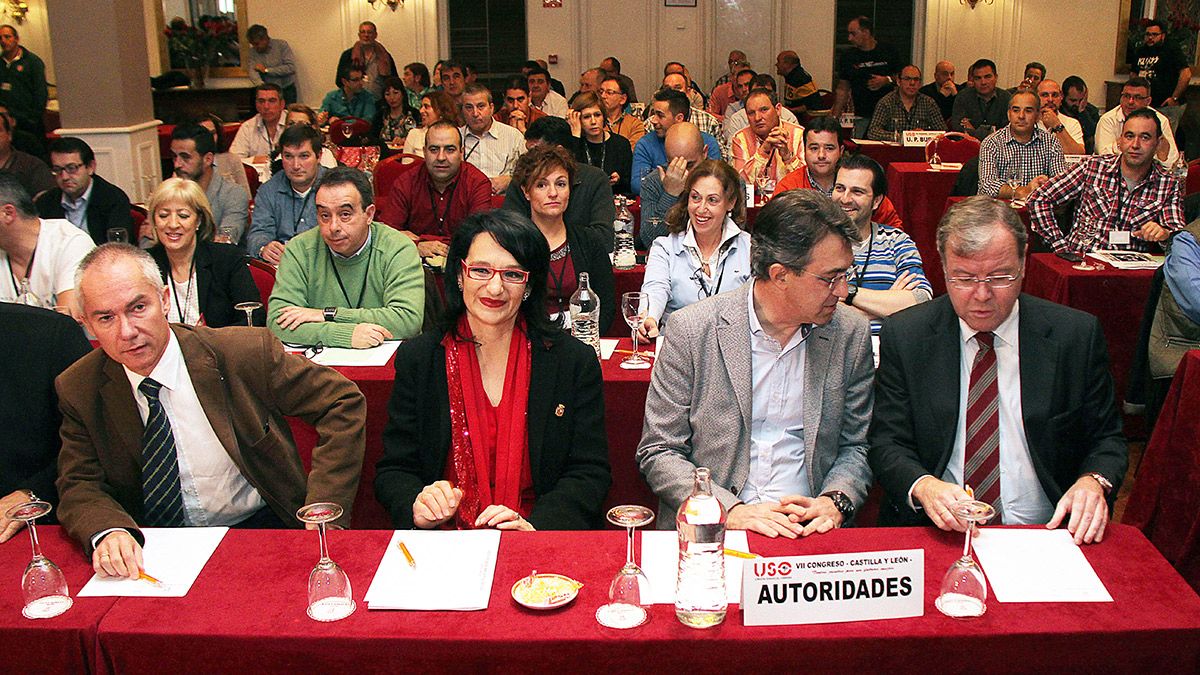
[963,332,1001,509]
[139,378,186,527]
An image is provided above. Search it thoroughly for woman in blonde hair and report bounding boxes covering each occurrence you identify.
[146,178,263,327]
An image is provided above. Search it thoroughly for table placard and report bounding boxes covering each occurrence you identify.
[1064,154,1088,166]
[742,549,923,626]
[902,130,943,147]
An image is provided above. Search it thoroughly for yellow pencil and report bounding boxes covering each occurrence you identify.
[397,539,417,568]
[723,549,760,560]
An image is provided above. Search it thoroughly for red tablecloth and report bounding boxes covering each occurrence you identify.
[845,140,927,169]
[1022,253,1155,404]
[88,525,1200,673]
[885,163,961,295]
[599,338,654,512]
[0,526,118,673]
[1125,349,1200,592]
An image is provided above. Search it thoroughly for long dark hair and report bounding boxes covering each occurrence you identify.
[441,210,562,343]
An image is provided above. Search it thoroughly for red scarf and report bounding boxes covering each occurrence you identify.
[442,315,532,529]
[350,41,394,77]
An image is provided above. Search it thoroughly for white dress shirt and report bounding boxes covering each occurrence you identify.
[228,114,288,159]
[460,120,525,178]
[740,283,811,504]
[1037,114,1084,148]
[532,89,569,118]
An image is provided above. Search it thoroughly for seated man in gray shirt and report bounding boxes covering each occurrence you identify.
[245,125,328,264]
[169,124,249,246]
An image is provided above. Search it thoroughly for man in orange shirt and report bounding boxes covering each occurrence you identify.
[730,88,804,186]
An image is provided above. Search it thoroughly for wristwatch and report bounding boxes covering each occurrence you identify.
[1085,472,1113,495]
[323,307,337,322]
[845,286,858,306]
[1050,123,1065,134]
[820,491,855,521]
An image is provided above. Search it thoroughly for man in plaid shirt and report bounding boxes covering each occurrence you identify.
[1026,108,1183,254]
[977,91,1067,199]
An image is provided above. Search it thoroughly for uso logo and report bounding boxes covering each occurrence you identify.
[753,560,793,577]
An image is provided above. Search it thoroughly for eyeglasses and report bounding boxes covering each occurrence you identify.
[302,342,325,360]
[898,76,922,82]
[461,262,530,284]
[50,163,85,176]
[945,273,1022,290]
[796,267,855,290]
[1120,93,1151,101]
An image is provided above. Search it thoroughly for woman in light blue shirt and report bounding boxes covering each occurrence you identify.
[638,159,751,339]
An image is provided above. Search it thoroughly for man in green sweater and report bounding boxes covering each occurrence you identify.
[269,166,424,348]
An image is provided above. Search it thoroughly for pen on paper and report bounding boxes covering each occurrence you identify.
[138,571,166,588]
[397,539,417,568]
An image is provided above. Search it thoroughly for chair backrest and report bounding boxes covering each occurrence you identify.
[131,204,150,244]
[329,117,372,146]
[1187,159,1200,197]
[927,132,982,164]
[243,162,261,197]
[247,258,276,306]
[372,154,420,201]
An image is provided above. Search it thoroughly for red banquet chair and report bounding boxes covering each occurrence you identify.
[329,117,372,146]
[925,132,982,164]
[247,258,276,306]
[1187,159,1199,196]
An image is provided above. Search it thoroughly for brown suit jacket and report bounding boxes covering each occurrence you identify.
[55,325,366,552]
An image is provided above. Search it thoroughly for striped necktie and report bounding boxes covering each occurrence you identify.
[963,332,1001,509]
[139,378,186,527]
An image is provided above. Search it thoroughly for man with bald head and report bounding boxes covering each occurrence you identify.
[637,122,712,246]
[977,89,1066,199]
[920,60,960,122]
[630,88,721,195]
[1035,80,1085,155]
[775,50,822,111]
[572,67,605,105]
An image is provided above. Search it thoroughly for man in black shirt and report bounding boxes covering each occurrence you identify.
[919,60,961,123]
[833,15,901,138]
[1130,19,1192,133]
[1061,76,1102,153]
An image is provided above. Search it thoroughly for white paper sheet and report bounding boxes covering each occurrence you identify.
[599,338,618,360]
[77,527,228,597]
[310,341,400,367]
[641,529,750,605]
[364,529,500,610]
[972,528,1113,603]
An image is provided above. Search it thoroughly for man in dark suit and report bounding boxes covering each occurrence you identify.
[34,136,133,245]
[0,303,91,540]
[56,244,366,578]
[868,196,1126,545]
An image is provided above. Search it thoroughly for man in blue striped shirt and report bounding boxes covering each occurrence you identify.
[832,154,932,335]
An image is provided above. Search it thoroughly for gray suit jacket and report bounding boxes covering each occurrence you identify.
[636,282,875,526]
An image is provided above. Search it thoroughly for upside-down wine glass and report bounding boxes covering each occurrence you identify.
[934,497,996,618]
[621,292,652,370]
[296,502,355,622]
[234,301,261,327]
[595,505,655,629]
[7,500,72,619]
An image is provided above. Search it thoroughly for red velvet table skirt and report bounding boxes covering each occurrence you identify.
[599,338,654,512]
[885,163,961,295]
[1125,349,1200,593]
[88,525,1200,674]
[845,139,928,170]
[0,526,118,674]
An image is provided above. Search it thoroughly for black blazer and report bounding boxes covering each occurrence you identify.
[571,135,634,196]
[34,174,133,245]
[149,241,264,328]
[0,303,91,516]
[375,329,612,530]
[868,294,1127,527]
[501,162,617,249]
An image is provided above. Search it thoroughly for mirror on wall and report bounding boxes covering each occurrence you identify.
[156,0,250,77]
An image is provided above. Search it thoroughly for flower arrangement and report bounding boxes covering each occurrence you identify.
[164,15,240,71]
[1129,2,1200,65]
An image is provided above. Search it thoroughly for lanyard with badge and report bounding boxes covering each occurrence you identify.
[327,246,371,309]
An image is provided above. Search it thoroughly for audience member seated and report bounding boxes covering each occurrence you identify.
[638,159,751,340]
[382,121,491,258]
[721,67,757,119]
[637,122,710,247]
[832,154,931,334]
[269,167,424,348]
[1035,80,1086,155]
[502,116,616,249]
[461,83,526,196]
[730,87,804,186]
[637,190,874,536]
[568,92,633,195]
[1,174,93,312]
[337,21,394,99]
[776,116,905,229]
[35,137,132,246]
[511,143,615,333]
[400,61,432,112]
[950,59,1011,140]
[281,104,339,168]
[631,89,721,195]
[599,56,638,105]
[1061,76,1102,153]
[0,303,90,537]
[495,78,546,135]
[528,66,568,118]
[598,75,645,149]
[56,243,366,573]
[868,197,1126,544]
[1008,61,1046,93]
[229,83,287,163]
[246,125,328,264]
[723,74,801,149]
[919,60,960,123]
[775,50,824,112]
[977,90,1067,199]
[372,76,417,147]
[170,124,250,245]
[1027,109,1183,254]
[402,90,459,158]
[867,65,945,140]
[656,71,725,155]
[196,113,251,197]
[0,103,45,159]
[320,64,377,124]
[375,210,611,531]
[707,52,749,118]
[0,110,51,196]
[245,24,297,103]
[1094,76,1179,166]
[146,178,262,327]
[439,60,467,106]
[1148,219,1200,418]
[572,67,605,104]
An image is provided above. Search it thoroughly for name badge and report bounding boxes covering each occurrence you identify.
[742,549,924,626]
[1109,230,1131,246]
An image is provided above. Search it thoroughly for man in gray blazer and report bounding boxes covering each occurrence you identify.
[637,189,874,538]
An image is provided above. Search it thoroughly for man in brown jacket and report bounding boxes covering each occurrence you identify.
[56,244,366,578]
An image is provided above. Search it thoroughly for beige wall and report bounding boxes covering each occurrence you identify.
[9,0,55,86]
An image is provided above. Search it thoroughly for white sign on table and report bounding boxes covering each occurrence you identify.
[641,530,751,604]
[902,130,943,147]
[741,549,924,626]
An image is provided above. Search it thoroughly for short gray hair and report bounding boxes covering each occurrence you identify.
[0,172,35,218]
[750,189,859,278]
[73,243,164,315]
[936,196,1027,260]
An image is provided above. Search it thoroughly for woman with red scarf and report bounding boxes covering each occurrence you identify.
[375,210,611,530]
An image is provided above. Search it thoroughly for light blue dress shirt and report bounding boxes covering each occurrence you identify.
[641,216,751,325]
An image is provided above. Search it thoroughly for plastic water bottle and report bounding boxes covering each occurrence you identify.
[1171,155,1188,184]
[613,196,636,270]
[569,272,601,358]
[675,466,727,628]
